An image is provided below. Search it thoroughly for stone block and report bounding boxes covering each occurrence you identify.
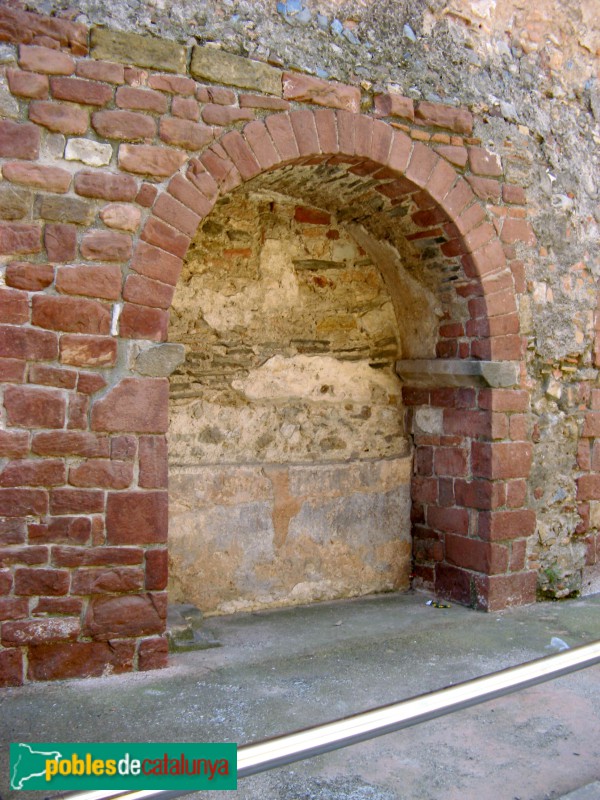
[135,343,186,376]
[91,27,187,74]
[191,46,282,95]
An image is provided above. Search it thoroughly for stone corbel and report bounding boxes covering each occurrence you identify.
[395,359,520,388]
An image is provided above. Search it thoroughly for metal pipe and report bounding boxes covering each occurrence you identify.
[61,640,600,800]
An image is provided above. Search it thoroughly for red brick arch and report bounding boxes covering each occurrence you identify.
[0,16,537,685]
[115,109,534,613]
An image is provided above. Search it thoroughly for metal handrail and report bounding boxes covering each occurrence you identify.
[61,639,600,800]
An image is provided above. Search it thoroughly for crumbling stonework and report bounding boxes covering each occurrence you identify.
[0,0,597,684]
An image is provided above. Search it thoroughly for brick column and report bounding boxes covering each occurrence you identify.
[401,362,536,611]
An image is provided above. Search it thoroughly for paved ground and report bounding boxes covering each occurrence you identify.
[1,591,600,800]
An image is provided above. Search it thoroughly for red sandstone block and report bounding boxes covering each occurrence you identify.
[220,130,262,181]
[13,566,69,597]
[152,193,200,238]
[56,264,122,301]
[3,616,80,647]
[434,144,468,167]
[501,218,536,246]
[29,516,91,545]
[4,385,65,429]
[577,474,600,501]
[122,274,174,310]
[50,488,104,515]
[80,230,132,262]
[5,261,53,291]
[115,86,168,113]
[0,431,30,459]
[118,303,168,342]
[32,295,111,335]
[454,479,506,510]
[201,104,253,127]
[138,636,168,671]
[478,509,536,542]
[468,146,502,176]
[0,648,23,687]
[139,436,168,488]
[74,170,138,202]
[0,358,25,383]
[468,289,517,319]
[50,76,112,106]
[92,109,155,141]
[111,436,136,460]
[433,448,467,477]
[19,43,74,74]
[28,640,134,680]
[3,161,70,193]
[295,206,331,225]
[427,506,469,535]
[411,476,438,504]
[442,409,489,438]
[67,393,88,431]
[106,490,168,545]
[159,117,214,152]
[141,217,189,259]
[374,92,414,120]
[71,566,144,595]
[69,459,133,490]
[467,175,501,202]
[60,334,117,367]
[425,158,457,203]
[0,287,28,325]
[472,442,532,480]
[91,377,168,433]
[167,174,213,217]
[445,534,508,575]
[130,241,182,284]
[0,458,65,487]
[0,119,40,160]
[442,179,474,218]
[44,224,77,262]
[29,100,88,135]
[415,102,472,134]
[199,148,241,193]
[7,68,48,98]
[0,545,48,566]
[119,144,188,178]
[186,159,218,201]
[482,571,537,611]
[171,96,200,120]
[239,94,289,110]
[283,72,360,112]
[76,60,125,84]
[145,548,168,590]
[243,119,280,170]
[265,114,300,163]
[32,431,109,458]
[84,593,165,640]
[0,598,28,622]
[405,142,439,187]
[508,414,528,441]
[502,184,526,204]
[33,597,84,616]
[478,389,529,413]
[464,221,496,253]
[288,109,320,158]
[77,373,107,395]
[0,569,14,589]
[136,183,158,208]
[472,334,522,361]
[52,545,143,568]
[0,222,42,255]
[145,74,194,95]
[312,108,338,156]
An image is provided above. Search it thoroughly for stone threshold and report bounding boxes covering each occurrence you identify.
[396,359,520,388]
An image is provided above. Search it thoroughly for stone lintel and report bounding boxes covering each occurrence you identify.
[395,359,520,388]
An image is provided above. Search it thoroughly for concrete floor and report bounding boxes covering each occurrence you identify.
[1,591,600,800]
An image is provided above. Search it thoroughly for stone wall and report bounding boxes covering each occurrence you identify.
[0,0,596,684]
[167,192,410,611]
